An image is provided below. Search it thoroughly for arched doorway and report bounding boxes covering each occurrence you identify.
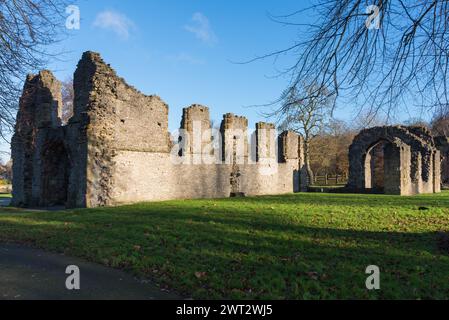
[41,141,70,207]
[364,140,389,192]
[348,126,440,195]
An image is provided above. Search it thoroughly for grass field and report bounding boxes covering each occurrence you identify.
[0,192,448,300]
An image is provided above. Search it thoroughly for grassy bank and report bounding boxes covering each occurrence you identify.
[0,192,448,299]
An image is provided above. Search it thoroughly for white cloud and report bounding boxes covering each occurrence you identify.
[93,10,135,40]
[167,53,205,65]
[184,12,217,45]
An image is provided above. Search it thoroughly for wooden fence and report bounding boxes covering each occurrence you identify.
[313,175,348,186]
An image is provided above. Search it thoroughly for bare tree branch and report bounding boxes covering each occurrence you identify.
[250,0,449,121]
[0,0,68,141]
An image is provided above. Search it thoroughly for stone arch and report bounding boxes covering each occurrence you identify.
[347,126,439,195]
[40,139,71,207]
[364,139,390,191]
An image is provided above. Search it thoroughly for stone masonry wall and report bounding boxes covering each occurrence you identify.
[436,136,449,186]
[70,52,171,207]
[111,120,304,205]
[12,51,308,208]
[180,105,211,156]
[256,122,276,162]
[11,71,64,207]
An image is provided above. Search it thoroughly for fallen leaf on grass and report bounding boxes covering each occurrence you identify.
[307,272,319,280]
[195,272,207,279]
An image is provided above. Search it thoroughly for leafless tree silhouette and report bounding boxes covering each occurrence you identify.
[432,105,449,136]
[279,83,334,182]
[0,0,68,140]
[248,0,449,122]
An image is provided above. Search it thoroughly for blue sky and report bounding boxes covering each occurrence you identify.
[0,0,430,161]
[52,0,308,129]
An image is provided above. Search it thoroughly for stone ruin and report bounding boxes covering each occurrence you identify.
[435,136,449,187]
[347,126,441,195]
[11,51,308,208]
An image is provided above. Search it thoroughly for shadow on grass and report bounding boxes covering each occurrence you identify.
[1,195,449,299]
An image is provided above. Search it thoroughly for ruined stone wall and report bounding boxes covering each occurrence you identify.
[110,155,301,205]
[11,71,65,207]
[347,126,441,195]
[279,131,299,162]
[433,150,441,193]
[221,113,249,164]
[436,136,449,186]
[383,142,409,195]
[12,51,307,208]
[180,105,211,157]
[75,53,305,206]
[370,142,386,190]
[108,105,305,205]
[110,124,303,206]
[11,75,40,206]
[256,122,276,162]
[67,52,171,207]
[111,154,301,205]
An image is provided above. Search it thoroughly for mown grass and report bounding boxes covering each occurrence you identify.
[0,192,448,300]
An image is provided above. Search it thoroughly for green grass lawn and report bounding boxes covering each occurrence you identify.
[0,192,448,300]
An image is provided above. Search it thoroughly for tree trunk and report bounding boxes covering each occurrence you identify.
[303,138,314,185]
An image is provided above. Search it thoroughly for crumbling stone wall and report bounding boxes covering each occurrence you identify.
[180,105,211,157]
[256,122,276,162]
[221,113,249,164]
[39,135,70,206]
[11,71,65,207]
[219,114,248,195]
[70,52,171,207]
[12,51,308,208]
[435,136,449,186]
[347,126,441,195]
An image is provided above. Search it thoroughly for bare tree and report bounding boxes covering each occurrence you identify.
[249,0,449,121]
[431,105,449,137]
[351,109,388,130]
[0,0,68,139]
[327,119,356,177]
[279,83,334,182]
[404,118,430,129]
[310,119,356,180]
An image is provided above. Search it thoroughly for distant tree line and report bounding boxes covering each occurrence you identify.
[309,119,356,179]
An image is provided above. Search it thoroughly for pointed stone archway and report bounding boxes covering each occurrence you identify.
[347,126,441,195]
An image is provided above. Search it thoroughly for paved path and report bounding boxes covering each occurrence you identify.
[0,244,180,300]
